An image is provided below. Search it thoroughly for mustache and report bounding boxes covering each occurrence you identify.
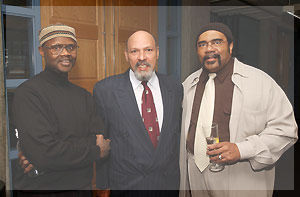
[58,57,74,62]
[135,60,152,68]
[203,53,220,62]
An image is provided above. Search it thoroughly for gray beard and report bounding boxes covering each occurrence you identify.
[134,69,153,81]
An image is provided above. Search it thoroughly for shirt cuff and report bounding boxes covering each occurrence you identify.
[236,141,256,160]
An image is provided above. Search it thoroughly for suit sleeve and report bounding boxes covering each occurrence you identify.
[93,83,110,189]
[12,86,100,171]
[236,79,298,170]
[88,91,106,136]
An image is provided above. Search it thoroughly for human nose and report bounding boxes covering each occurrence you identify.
[60,46,71,55]
[206,42,216,51]
[138,51,145,60]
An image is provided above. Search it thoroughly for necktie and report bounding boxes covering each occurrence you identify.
[194,73,217,172]
[141,81,160,148]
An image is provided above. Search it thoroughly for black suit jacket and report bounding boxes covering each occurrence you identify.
[93,70,183,190]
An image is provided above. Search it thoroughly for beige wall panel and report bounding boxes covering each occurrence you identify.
[118,6,150,30]
[69,39,98,79]
[116,0,156,6]
[49,18,99,40]
[51,6,97,25]
[104,6,115,77]
[116,42,129,74]
[52,0,97,6]
[96,5,106,81]
[149,6,158,36]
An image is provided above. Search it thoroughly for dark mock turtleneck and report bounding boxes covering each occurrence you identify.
[43,67,69,85]
[12,67,104,190]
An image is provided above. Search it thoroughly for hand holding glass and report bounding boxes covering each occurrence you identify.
[204,123,225,172]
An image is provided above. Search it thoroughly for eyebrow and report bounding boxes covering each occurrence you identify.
[50,44,75,46]
[129,46,154,50]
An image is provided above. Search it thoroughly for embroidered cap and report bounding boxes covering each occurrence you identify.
[39,24,77,46]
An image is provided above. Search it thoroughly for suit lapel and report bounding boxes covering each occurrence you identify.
[113,71,154,155]
[152,74,175,161]
[230,60,246,142]
[230,75,243,142]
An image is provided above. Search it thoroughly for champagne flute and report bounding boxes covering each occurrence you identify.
[204,123,225,172]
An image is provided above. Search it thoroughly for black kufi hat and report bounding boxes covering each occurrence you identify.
[198,22,233,43]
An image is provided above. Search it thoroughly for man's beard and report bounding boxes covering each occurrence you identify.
[133,60,154,81]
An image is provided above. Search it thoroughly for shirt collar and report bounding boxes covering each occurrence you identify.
[199,67,209,84]
[215,57,234,83]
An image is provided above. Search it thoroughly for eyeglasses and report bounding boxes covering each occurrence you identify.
[197,39,225,48]
[44,44,79,55]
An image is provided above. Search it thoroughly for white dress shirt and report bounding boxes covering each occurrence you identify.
[129,69,164,131]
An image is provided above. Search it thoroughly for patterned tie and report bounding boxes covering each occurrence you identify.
[141,81,160,148]
[194,73,217,172]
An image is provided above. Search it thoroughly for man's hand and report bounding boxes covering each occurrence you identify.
[96,135,111,158]
[207,142,240,164]
[18,151,34,173]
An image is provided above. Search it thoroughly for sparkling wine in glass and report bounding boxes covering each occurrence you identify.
[204,123,225,172]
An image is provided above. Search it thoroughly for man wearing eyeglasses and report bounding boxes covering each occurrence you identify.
[12,24,110,196]
[179,22,297,197]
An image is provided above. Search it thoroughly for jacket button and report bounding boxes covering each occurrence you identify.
[123,131,129,137]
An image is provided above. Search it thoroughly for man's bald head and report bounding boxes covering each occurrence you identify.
[126,30,158,51]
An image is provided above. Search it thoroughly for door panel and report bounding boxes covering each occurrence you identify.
[41,0,157,93]
[69,39,98,79]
